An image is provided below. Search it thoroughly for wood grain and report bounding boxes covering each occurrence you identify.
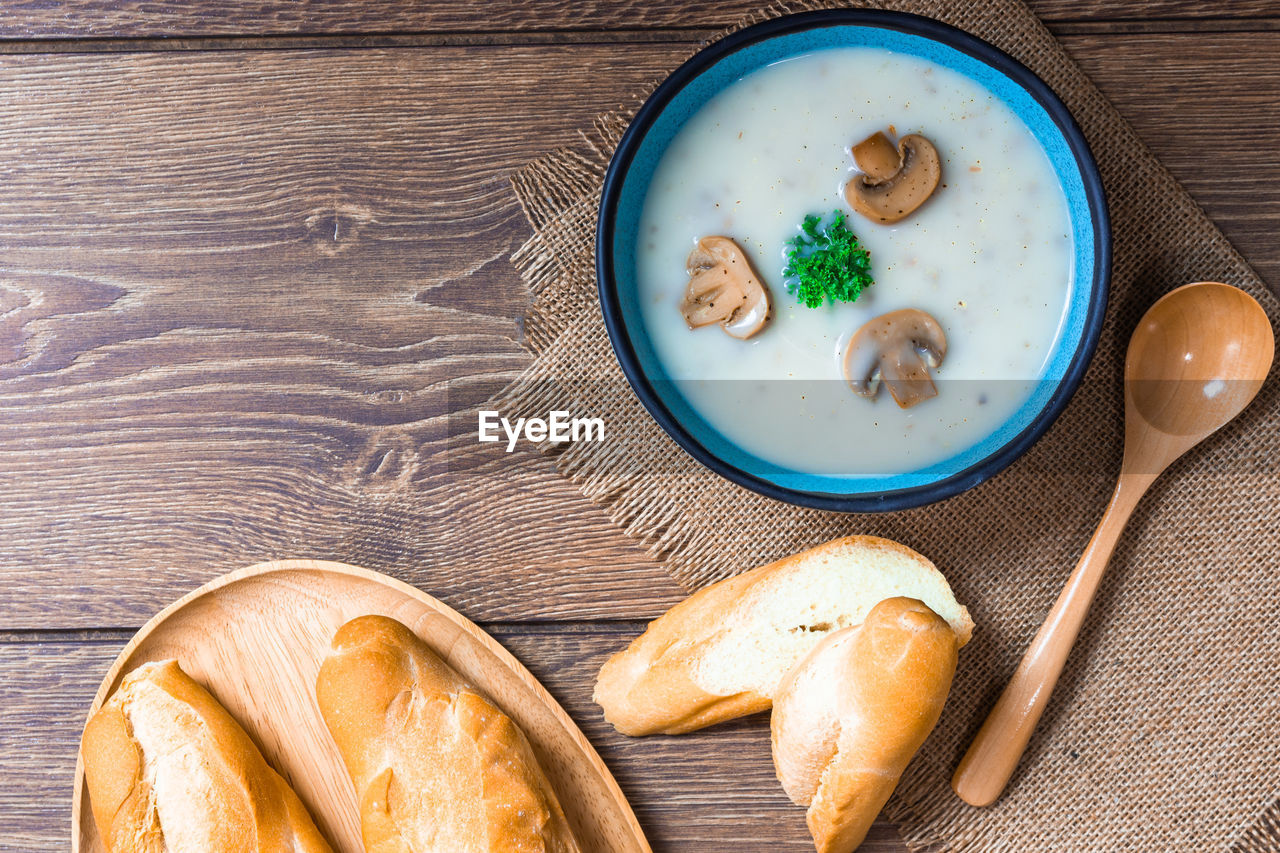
[0,0,1276,40]
[4,34,1280,630]
[0,45,693,629]
[1062,33,1280,296]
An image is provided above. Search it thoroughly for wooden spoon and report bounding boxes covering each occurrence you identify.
[952,281,1275,807]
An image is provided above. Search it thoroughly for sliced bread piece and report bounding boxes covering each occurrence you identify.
[593,535,972,736]
[771,597,959,853]
[81,660,334,853]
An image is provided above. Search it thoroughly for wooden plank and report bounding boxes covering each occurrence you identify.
[1060,33,1280,298]
[0,45,693,628]
[0,0,1276,40]
[0,628,907,851]
[3,33,1279,628]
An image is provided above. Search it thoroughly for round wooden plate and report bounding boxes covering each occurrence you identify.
[72,559,650,853]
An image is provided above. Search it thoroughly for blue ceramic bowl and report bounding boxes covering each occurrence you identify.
[596,9,1109,512]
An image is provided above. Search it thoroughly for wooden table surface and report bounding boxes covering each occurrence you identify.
[3,2,1279,850]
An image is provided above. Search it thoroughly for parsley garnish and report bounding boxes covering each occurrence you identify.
[783,210,874,309]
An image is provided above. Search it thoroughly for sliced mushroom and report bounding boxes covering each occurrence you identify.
[844,132,941,224]
[843,308,947,408]
[852,131,903,182]
[680,236,772,339]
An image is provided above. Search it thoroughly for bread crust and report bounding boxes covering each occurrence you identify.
[594,536,972,735]
[80,659,333,853]
[771,597,959,853]
[315,614,580,853]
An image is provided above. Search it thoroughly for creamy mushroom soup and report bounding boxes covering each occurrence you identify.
[636,47,1073,476]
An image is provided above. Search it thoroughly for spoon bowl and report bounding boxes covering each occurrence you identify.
[954,281,1274,807]
[1126,281,1274,441]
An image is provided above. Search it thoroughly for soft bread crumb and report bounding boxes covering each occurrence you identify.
[771,627,853,807]
[116,665,239,853]
[694,539,971,697]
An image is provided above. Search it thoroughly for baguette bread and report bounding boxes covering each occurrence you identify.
[771,597,958,853]
[80,659,334,853]
[593,536,972,735]
[315,614,581,853]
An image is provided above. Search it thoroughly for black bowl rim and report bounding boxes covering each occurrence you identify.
[596,8,1111,513]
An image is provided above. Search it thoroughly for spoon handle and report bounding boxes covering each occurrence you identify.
[952,471,1155,807]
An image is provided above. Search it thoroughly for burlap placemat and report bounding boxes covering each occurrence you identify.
[495,1,1280,849]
